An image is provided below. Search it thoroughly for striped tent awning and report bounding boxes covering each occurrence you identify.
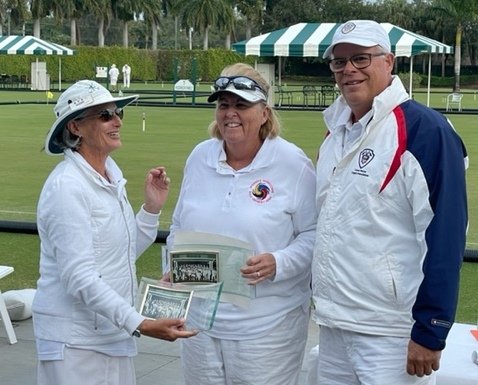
[232,22,453,58]
[0,35,75,55]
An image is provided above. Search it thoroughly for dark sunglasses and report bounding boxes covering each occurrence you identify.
[213,76,266,94]
[76,108,124,122]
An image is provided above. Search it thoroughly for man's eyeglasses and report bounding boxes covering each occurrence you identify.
[328,53,387,73]
[76,108,124,122]
[213,76,266,94]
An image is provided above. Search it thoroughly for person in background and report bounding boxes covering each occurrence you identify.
[166,63,317,385]
[32,80,196,385]
[109,64,120,91]
[122,64,131,88]
[311,20,468,384]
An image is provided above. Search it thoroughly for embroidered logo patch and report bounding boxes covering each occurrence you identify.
[358,148,375,169]
[341,22,356,34]
[249,179,273,203]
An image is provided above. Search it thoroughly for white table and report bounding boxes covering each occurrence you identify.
[0,265,17,344]
[437,322,478,385]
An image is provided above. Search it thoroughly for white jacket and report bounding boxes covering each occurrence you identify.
[312,77,467,350]
[33,150,159,349]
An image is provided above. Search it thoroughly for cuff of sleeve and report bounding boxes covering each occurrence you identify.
[125,311,146,336]
[138,204,161,224]
[411,322,448,351]
[270,252,281,282]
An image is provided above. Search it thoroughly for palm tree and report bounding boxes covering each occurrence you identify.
[90,0,112,47]
[236,0,264,40]
[0,0,29,35]
[432,0,478,91]
[49,0,84,45]
[30,0,54,37]
[174,0,234,50]
[140,0,164,49]
[113,0,145,48]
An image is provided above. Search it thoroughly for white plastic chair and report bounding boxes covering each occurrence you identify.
[446,93,463,112]
[0,265,17,344]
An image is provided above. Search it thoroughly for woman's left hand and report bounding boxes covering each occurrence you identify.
[143,166,170,214]
[240,253,276,284]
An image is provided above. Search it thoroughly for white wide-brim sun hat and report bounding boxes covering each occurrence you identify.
[45,80,139,155]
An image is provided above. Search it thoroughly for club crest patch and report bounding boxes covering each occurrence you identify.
[358,148,375,169]
[249,179,274,203]
[341,22,357,34]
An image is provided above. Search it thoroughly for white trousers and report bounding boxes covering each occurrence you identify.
[180,306,309,385]
[312,326,436,385]
[37,347,136,385]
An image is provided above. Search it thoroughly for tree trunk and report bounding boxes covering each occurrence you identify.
[453,24,462,92]
[152,20,158,50]
[98,18,105,47]
[70,19,77,46]
[123,21,129,48]
[225,33,231,49]
[33,19,41,38]
[203,26,209,50]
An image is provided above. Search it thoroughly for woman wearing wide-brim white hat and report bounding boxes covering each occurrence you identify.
[34,80,197,385]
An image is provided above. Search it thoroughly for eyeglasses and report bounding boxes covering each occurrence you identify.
[328,53,387,73]
[76,108,124,122]
[213,76,266,94]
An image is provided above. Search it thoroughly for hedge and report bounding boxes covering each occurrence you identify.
[0,46,255,83]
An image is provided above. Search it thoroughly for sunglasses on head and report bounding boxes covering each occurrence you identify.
[213,76,266,94]
[76,108,124,122]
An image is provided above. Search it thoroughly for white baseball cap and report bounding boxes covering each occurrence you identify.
[323,20,391,59]
[45,80,138,155]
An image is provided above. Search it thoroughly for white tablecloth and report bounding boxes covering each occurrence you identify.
[437,322,478,385]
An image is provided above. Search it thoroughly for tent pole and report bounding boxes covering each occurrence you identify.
[427,54,431,107]
[409,57,413,99]
[59,57,62,91]
[278,57,282,86]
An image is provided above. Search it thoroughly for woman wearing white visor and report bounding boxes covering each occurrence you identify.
[166,63,317,385]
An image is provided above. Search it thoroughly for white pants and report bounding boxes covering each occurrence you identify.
[180,306,309,385]
[37,347,136,385]
[313,326,436,385]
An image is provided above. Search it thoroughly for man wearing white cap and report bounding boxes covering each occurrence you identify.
[311,20,468,384]
[33,80,197,385]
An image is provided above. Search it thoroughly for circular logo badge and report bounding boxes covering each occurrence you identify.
[249,179,274,203]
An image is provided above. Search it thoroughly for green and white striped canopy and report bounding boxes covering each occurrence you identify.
[0,35,75,56]
[232,22,453,58]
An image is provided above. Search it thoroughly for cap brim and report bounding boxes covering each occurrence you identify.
[45,94,139,155]
[208,88,266,103]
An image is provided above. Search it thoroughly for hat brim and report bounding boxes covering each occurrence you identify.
[45,94,138,155]
[208,87,266,103]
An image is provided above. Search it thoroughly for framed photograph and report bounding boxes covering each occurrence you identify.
[169,250,219,284]
[139,284,193,320]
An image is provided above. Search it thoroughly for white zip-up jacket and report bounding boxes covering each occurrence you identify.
[32,149,159,349]
[313,77,467,350]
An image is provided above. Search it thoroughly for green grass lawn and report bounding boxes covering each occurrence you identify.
[0,94,477,324]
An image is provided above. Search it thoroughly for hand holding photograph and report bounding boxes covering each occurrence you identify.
[139,284,193,320]
[136,277,223,331]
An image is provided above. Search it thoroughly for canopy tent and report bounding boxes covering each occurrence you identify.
[0,35,75,90]
[232,23,453,106]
